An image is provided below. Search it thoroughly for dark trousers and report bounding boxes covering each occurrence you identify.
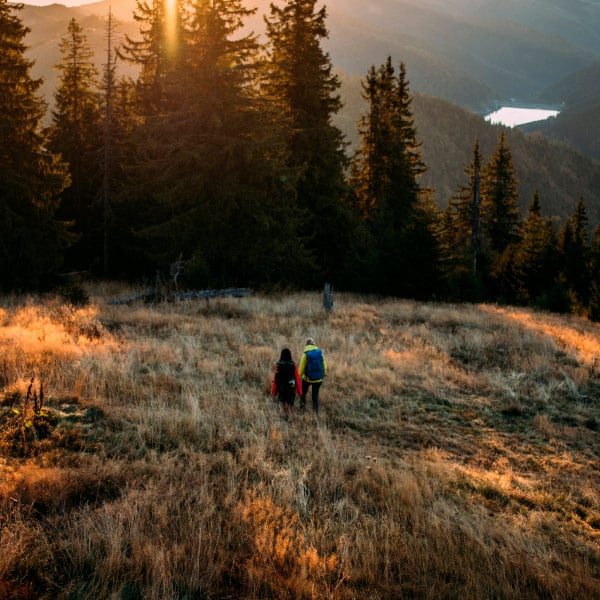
[301,380,322,413]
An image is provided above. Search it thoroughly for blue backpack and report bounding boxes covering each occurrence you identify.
[305,348,324,380]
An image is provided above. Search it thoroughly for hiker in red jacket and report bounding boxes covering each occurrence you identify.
[271,348,302,424]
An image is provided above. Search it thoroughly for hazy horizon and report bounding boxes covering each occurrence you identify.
[21,0,102,6]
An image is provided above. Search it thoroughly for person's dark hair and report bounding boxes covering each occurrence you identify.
[280,348,292,362]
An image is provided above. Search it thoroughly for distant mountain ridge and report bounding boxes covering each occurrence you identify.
[22,0,600,109]
[67,0,600,110]
[324,0,598,108]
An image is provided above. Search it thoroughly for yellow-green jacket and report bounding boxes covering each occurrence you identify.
[298,344,327,382]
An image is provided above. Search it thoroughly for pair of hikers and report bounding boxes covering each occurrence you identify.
[271,338,327,422]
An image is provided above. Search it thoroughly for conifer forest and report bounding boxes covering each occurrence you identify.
[2,0,600,319]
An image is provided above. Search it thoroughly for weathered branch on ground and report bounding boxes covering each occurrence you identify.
[106,288,252,305]
[172,288,252,301]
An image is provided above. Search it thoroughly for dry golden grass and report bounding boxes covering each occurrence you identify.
[0,288,598,599]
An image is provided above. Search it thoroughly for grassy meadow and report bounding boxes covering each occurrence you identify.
[0,287,599,599]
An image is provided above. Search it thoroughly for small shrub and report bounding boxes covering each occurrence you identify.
[0,378,51,457]
[59,276,89,307]
[501,402,525,417]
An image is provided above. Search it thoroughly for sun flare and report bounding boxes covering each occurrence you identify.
[164,0,179,59]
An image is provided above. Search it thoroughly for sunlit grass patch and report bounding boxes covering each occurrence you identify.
[235,488,345,597]
[487,305,600,368]
[0,302,112,356]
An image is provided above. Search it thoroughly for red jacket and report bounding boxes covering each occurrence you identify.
[271,362,302,397]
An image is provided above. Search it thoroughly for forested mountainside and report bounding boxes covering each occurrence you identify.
[528,64,600,161]
[414,95,600,226]
[534,103,600,162]
[19,0,600,226]
[540,64,600,114]
[338,78,600,227]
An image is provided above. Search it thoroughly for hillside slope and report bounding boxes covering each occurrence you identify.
[414,95,600,223]
[338,78,600,225]
[0,291,599,598]
[528,63,600,161]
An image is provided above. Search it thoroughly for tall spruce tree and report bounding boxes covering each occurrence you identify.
[103,78,145,279]
[481,132,521,257]
[126,0,310,287]
[513,191,557,306]
[557,198,590,310]
[100,10,139,277]
[588,225,600,321]
[442,140,484,299]
[350,59,397,220]
[481,131,521,299]
[116,0,187,278]
[264,0,351,286]
[118,0,184,114]
[48,18,103,272]
[350,58,438,298]
[101,8,117,276]
[0,0,70,290]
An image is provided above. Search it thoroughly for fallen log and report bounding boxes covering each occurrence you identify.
[173,288,252,301]
[106,288,252,305]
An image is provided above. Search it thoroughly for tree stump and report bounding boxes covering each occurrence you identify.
[323,283,334,312]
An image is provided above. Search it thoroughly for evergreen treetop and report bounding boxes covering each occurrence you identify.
[264,0,350,285]
[481,131,521,256]
[0,0,70,290]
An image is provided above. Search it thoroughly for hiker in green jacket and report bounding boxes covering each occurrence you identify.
[299,338,327,414]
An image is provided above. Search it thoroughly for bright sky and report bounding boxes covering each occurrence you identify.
[23,0,101,5]
[485,107,560,127]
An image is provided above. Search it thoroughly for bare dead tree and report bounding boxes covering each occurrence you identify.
[101,7,118,276]
[170,253,185,292]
